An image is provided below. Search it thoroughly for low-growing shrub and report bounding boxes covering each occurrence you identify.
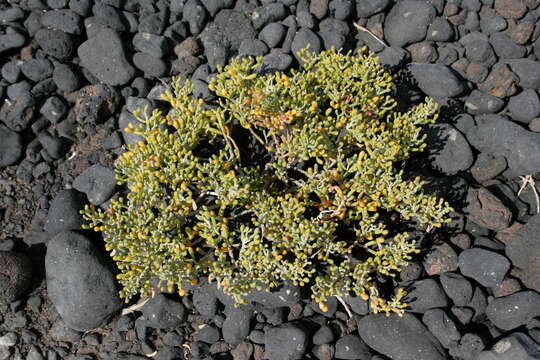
[82,47,453,315]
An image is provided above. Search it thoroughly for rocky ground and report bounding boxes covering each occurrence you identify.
[1,0,540,359]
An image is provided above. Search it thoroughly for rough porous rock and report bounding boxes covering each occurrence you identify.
[77,28,135,86]
[408,63,465,99]
[458,248,510,288]
[40,9,82,35]
[423,242,459,276]
[35,28,74,60]
[0,252,32,303]
[45,231,123,331]
[505,213,540,293]
[0,96,35,132]
[72,84,120,125]
[358,313,448,360]
[463,187,512,231]
[486,291,540,331]
[264,323,309,360]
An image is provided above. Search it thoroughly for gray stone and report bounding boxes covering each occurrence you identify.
[72,164,117,205]
[45,231,123,331]
[77,28,135,86]
[486,291,540,331]
[408,63,465,99]
[0,124,23,167]
[476,332,540,360]
[384,0,436,47]
[358,313,448,360]
[458,248,510,288]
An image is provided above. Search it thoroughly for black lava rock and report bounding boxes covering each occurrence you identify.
[196,325,221,344]
[72,164,117,205]
[291,28,322,64]
[238,38,268,57]
[408,63,465,99]
[245,282,301,308]
[465,90,505,115]
[222,307,253,345]
[0,96,35,132]
[422,309,461,349]
[40,96,67,124]
[193,281,218,317]
[475,332,540,360]
[252,3,287,29]
[506,59,540,90]
[507,90,540,123]
[334,334,372,359]
[142,294,186,329]
[0,32,26,55]
[489,32,526,59]
[506,214,540,293]
[424,123,474,175]
[21,59,54,83]
[43,189,86,235]
[133,52,169,78]
[260,50,293,73]
[404,278,449,313]
[312,325,335,345]
[40,9,82,35]
[384,0,436,47]
[458,248,510,288]
[358,313,447,360]
[35,28,74,60]
[264,323,309,360]
[0,252,32,304]
[45,231,123,331]
[0,124,23,167]
[52,63,80,92]
[259,23,287,48]
[486,291,540,331]
[183,0,208,35]
[38,131,70,159]
[467,114,540,177]
[355,0,390,18]
[78,28,135,86]
[133,32,169,58]
[440,272,474,307]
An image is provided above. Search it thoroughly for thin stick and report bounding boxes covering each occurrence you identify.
[336,295,353,318]
[517,175,540,213]
[353,22,388,48]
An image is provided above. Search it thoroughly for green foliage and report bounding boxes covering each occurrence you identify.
[81,47,453,315]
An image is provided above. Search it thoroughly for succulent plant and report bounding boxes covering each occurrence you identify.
[82,47,453,315]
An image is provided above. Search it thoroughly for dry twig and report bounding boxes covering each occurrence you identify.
[353,22,388,48]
